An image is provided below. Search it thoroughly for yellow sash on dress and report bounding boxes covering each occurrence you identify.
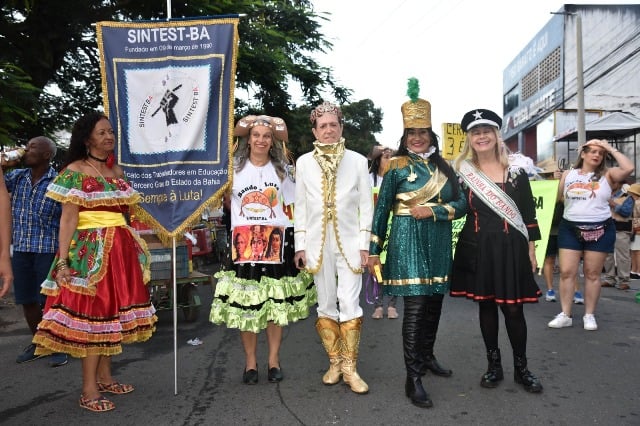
[77,211,126,229]
[393,167,447,216]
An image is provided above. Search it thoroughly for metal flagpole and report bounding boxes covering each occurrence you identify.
[166,0,178,398]
[172,236,178,395]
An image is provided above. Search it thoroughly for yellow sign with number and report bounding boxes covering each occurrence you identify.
[441,123,466,160]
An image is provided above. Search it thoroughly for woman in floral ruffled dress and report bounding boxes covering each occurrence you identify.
[33,111,157,413]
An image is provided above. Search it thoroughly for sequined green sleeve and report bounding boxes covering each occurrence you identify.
[369,166,399,256]
[431,179,467,222]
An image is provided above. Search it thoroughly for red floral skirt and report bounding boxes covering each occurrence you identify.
[33,227,157,358]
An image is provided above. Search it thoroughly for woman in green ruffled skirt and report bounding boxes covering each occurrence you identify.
[210,115,315,385]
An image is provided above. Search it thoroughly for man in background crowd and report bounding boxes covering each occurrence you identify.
[3,136,67,367]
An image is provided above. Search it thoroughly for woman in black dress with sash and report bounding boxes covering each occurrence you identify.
[451,109,543,393]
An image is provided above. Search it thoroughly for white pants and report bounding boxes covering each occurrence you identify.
[314,226,363,322]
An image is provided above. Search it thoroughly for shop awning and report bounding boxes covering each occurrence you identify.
[553,111,640,141]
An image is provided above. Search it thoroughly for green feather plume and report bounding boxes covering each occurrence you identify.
[406,77,420,103]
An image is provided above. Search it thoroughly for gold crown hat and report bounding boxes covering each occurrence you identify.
[401,77,431,129]
[309,101,343,125]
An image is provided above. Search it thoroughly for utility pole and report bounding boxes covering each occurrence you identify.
[552,11,585,146]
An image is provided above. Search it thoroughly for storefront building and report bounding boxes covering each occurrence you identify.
[502,4,640,172]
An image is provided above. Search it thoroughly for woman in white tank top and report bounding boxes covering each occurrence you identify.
[548,139,634,332]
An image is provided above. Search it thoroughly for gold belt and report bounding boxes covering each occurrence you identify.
[393,202,440,216]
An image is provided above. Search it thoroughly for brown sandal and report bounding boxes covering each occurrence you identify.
[79,395,115,412]
[97,382,134,394]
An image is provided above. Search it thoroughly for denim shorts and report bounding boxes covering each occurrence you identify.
[557,218,615,253]
[11,251,55,305]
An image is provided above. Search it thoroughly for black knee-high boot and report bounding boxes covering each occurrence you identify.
[403,296,433,408]
[420,295,452,377]
[499,304,542,393]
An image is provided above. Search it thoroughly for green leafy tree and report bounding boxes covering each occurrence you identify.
[0,63,40,147]
[284,99,383,160]
[342,99,383,156]
[0,0,350,142]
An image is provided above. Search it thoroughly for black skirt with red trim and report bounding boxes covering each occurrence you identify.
[450,210,541,304]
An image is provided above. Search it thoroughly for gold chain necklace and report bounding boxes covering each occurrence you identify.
[84,159,125,214]
[84,159,108,181]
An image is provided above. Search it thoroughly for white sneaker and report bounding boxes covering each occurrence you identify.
[583,314,598,331]
[548,312,573,328]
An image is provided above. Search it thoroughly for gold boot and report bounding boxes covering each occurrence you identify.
[315,317,342,385]
[339,317,369,394]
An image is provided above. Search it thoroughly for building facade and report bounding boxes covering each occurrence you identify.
[502,4,640,171]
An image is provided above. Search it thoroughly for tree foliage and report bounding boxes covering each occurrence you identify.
[342,99,383,155]
[0,1,345,139]
[0,0,381,156]
[0,63,40,146]
[263,99,383,161]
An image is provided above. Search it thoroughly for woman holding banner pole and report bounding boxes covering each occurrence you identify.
[451,108,543,393]
[210,115,315,385]
[32,111,158,412]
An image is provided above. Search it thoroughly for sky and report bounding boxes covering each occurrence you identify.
[310,0,638,148]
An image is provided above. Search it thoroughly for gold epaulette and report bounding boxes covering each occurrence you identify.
[388,156,410,170]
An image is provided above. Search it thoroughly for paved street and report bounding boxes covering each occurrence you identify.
[1,265,639,426]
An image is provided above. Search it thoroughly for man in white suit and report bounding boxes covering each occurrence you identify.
[294,101,373,394]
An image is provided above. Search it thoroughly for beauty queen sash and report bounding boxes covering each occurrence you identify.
[459,160,529,241]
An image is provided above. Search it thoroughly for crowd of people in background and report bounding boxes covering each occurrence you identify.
[2,88,638,412]
[2,137,67,368]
